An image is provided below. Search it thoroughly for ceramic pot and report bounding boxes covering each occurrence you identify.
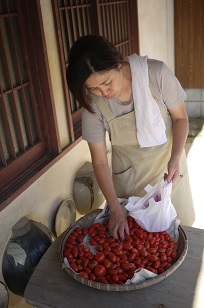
[2,217,55,296]
[73,162,105,215]
[0,281,8,308]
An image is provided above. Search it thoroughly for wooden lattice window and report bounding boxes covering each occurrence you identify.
[53,0,139,140]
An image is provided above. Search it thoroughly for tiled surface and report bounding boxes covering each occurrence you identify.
[184,88,204,118]
[185,101,202,118]
[202,104,204,117]
[185,88,202,101]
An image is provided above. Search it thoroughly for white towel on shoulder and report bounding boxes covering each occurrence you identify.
[126,54,167,148]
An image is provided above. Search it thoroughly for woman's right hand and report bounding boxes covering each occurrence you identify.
[108,206,129,240]
[88,141,129,240]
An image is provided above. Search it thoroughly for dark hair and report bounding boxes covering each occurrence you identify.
[66,35,123,113]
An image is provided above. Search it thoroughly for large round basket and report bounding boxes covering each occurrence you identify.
[60,209,188,291]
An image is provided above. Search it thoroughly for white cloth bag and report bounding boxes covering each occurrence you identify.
[125,179,177,232]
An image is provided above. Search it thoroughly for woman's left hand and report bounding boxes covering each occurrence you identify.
[166,157,180,184]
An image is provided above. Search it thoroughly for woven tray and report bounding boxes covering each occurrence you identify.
[60,209,188,291]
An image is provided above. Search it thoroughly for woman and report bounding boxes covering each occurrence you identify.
[67,35,195,240]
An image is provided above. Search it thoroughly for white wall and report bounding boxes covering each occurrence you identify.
[40,0,70,147]
[137,0,175,72]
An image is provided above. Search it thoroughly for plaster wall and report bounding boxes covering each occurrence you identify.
[137,0,175,72]
[40,0,70,147]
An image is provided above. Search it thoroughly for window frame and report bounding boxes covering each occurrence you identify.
[0,0,62,210]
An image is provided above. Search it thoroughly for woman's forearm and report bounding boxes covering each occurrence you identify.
[167,102,189,183]
[93,162,121,211]
[93,161,129,239]
[171,117,189,160]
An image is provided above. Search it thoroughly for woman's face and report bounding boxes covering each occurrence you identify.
[85,68,123,99]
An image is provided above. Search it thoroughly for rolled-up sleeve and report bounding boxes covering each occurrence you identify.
[160,62,187,109]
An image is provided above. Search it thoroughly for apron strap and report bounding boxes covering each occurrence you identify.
[149,82,157,102]
[92,95,115,122]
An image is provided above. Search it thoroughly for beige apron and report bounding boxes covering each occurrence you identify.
[95,95,195,227]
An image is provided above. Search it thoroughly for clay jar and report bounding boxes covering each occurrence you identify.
[2,217,55,296]
[73,162,105,215]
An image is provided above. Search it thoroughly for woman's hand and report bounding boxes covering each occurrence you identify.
[108,206,129,240]
[166,156,180,184]
[88,141,129,240]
